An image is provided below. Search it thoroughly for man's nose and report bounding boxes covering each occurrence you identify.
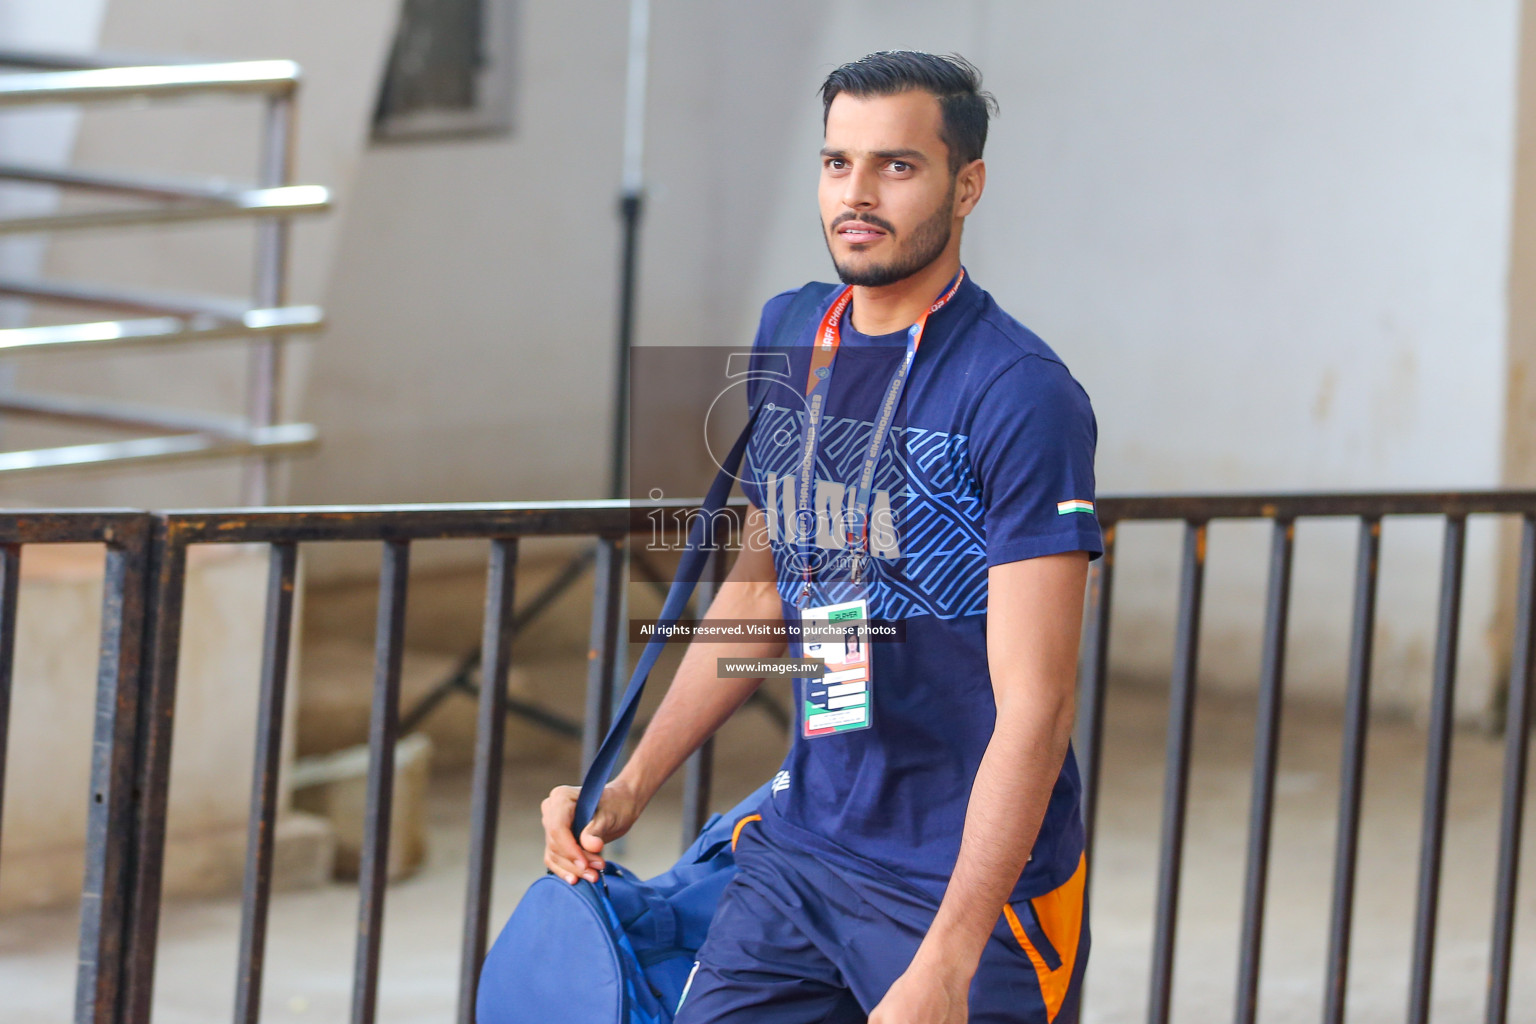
[841,163,878,211]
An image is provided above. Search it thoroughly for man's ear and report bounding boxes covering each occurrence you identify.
[956,158,986,217]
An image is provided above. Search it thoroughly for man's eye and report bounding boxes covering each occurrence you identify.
[825,158,846,170]
[888,161,911,173]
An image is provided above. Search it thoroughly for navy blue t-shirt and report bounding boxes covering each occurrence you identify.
[737,273,1102,905]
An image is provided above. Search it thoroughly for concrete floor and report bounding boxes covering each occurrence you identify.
[4,567,1534,1024]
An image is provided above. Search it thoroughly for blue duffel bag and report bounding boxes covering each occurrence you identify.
[476,783,769,1024]
[475,282,835,1024]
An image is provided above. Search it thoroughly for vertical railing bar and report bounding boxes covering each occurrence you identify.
[681,544,727,848]
[1148,519,1208,1024]
[233,542,299,1024]
[75,517,151,1024]
[681,736,716,847]
[1234,519,1296,1024]
[1074,522,1116,1024]
[583,537,625,773]
[1407,515,1466,1024]
[456,538,519,1024]
[1485,514,1536,1024]
[241,89,294,506]
[1322,516,1381,1024]
[0,543,20,872]
[119,520,190,1024]
[350,540,411,1024]
[1079,521,1117,876]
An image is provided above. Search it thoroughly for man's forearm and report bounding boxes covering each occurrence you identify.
[906,552,1088,983]
[614,576,785,807]
[918,692,1075,979]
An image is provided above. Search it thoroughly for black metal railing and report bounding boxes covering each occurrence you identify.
[1075,492,1536,1024]
[0,491,1530,1024]
[0,511,150,1024]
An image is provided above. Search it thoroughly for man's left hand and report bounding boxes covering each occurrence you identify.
[868,963,969,1024]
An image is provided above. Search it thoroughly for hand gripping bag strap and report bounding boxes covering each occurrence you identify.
[573,282,836,835]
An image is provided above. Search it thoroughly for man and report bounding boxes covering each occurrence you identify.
[544,51,1100,1024]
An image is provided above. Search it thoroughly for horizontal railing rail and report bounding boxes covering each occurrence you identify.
[1075,489,1536,1024]
[0,424,318,477]
[0,51,322,496]
[0,511,151,1024]
[0,60,300,106]
[0,50,205,72]
[0,181,331,235]
[0,307,326,357]
[0,491,1528,1024]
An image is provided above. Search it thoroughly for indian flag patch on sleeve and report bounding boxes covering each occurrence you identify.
[1057,499,1095,516]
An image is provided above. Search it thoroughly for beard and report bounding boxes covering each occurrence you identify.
[824,181,956,288]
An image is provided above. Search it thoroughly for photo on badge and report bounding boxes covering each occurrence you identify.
[800,596,872,737]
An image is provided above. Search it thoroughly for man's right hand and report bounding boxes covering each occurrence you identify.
[541,777,643,884]
[540,505,779,885]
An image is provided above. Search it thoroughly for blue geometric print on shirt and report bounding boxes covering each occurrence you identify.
[746,405,988,620]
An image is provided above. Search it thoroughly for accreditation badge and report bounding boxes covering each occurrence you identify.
[799,596,872,737]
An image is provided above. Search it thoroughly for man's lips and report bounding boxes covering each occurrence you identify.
[836,222,888,244]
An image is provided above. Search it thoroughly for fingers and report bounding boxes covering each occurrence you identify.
[579,823,607,859]
[540,785,600,884]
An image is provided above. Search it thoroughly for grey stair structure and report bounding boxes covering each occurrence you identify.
[0,51,327,502]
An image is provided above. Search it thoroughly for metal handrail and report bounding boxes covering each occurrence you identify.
[0,50,320,493]
[1094,487,1536,520]
[0,163,261,200]
[139,486,1536,531]
[0,50,202,71]
[0,278,263,319]
[0,423,316,475]
[0,392,254,439]
[0,184,330,234]
[0,491,1529,1024]
[0,60,299,106]
[0,306,323,356]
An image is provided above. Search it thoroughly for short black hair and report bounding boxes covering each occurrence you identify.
[820,51,997,174]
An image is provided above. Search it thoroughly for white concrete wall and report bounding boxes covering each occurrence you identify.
[0,0,391,912]
[0,0,108,329]
[0,545,330,914]
[0,3,1524,718]
[958,1,1521,719]
[959,1,1520,719]
[289,2,630,516]
[0,0,398,510]
[1502,2,1536,676]
[299,1,1525,718]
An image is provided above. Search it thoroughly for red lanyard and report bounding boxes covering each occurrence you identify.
[792,268,966,600]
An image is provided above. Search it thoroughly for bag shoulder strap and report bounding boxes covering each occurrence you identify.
[572,281,837,834]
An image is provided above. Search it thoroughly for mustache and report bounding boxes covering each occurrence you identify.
[830,211,897,235]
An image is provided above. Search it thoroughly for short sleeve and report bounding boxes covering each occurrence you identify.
[738,289,797,512]
[969,356,1103,565]
[743,289,796,412]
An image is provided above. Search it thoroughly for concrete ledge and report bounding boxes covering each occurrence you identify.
[292,734,433,881]
[0,542,318,915]
[0,811,335,915]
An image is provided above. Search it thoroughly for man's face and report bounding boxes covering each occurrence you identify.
[819,90,959,288]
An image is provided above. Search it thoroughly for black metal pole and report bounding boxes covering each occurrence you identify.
[1322,517,1381,1024]
[1148,520,1207,1024]
[1486,514,1536,1024]
[609,190,643,500]
[1234,520,1295,1024]
[1407,515,1466,1024]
